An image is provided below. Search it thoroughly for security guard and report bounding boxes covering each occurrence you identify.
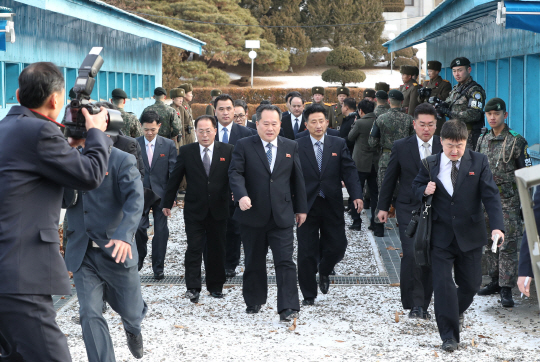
[141,87,181,139]
[438,57,486,150]
[305,86,336,128]
[476,98,532,308]
[205,89,222,116]
[110,88,143,138]
[332,86,349,129]
[169,87,187,150]
[417,61,452,136]
[363,88,377,102]
[399,66,421,117]
[178,83,196,145]
[375,82,390,93]
[374,90,390,117]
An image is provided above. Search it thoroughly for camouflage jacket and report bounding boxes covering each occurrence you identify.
[119,108,143,138]
[369,108,414,151]
[476,124,531,199]
[141,100,181,138]
[418,75,452,104]
[305,101,336,128]
[399,79,421,116]
[445,76,486,130]
[374,104,391,118]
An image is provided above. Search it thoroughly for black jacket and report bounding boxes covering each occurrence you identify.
[339,113,357,154]
[281,113,307,140]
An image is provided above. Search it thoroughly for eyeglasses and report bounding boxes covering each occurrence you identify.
[197,129,213,135]
[233,114,246,119]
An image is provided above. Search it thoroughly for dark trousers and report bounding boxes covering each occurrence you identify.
[396,203,432,310]
[353,165,379,227]
[73,247,147,362]
[184,212,227,293]
[240,217,300,313]
[431,238,482,342]
[298,196,347,299]
[225,203,242,270]
[136,198,169,274]
[0,294,71,362]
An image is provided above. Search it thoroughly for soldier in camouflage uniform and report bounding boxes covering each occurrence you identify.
[179,83,196,145]
[374,90,390,117]
[399,66,421,117]
[476,98,531,308]
[417,61,452,136]
[437,57,486,150]
[141,87,181,141]
[305,86,336,128]
[205,89,222,116]
[332,86,349,130]
[109,88,143,138]
[369,90,414,188]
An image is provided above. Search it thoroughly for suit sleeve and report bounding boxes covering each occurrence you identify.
[340,141,363,200]
[348,119,361,142]
[479,154,505,232]
[291,142,308,214]
[37,123,112,191]
[378,142,401,211]
[228,140,249,202]
[135,142,145,178]
[160,147,187,209]
[521,185,540,276]
[412,161,430,201]
[111,154,143,244]
[168,140,177,175]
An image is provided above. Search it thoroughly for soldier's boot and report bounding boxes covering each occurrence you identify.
[500,287,515,308]
[477,278,501,296]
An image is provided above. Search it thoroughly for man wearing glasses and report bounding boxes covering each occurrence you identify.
[233,99,257,134]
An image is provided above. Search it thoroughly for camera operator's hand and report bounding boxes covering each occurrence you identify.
[68,137,85,148]
[83,106,108,132]
[105,239,132,263]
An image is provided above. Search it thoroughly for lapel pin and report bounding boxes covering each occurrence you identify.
[220,158,226,161]
[160,154,165,157]
[105,172,109,176]
[469,172,475,175]
[332,153,337,156]
[286,154,291,158]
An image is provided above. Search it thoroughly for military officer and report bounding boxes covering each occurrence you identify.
[399,66,421,117]
[178,83,196,145]
[363,88,377,103]
[417,61,452,136]
[141,87,181,140]
[374,90,390,117]
[438,57,486,150]
[476,98,532,308]
[305,86,336,128]
[332,86,349,129]
[110,88,143,138]
[205,89,222,116]
[169,87,187,151]
[375,82,390,93]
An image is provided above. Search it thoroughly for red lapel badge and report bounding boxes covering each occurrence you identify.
[286,154,291,158]
[220,158,226,161]
[469,172,475,175]
[332,153,337,156]
[160,154,165,157]
[105,172,109,176]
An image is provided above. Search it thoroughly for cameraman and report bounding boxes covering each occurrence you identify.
[0,62,111,361]
[417,61,451,136]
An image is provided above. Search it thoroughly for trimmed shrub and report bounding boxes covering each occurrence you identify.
[394,56,417,67]
[322,68,366,85]
[326,47,366,69]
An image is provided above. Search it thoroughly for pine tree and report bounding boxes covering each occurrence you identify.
[321,46,366,86]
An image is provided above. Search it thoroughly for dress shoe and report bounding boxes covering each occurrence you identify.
[185,289,200,303]
[459,313,464,332]
[125,330,144,359]
[408,306,423,319]
[178,190,186,194]
[422,310,431,320]
[348,221,362,230]
[319,275,330,294]
[441,338,458,352]
[373,227,384,237]
[500,287,515,308]
[102,301,108,314]
[279,309,299,322]
[210,291,225,298]
[154,272,165,280]
[246,305,262,314]
[329,269,336,276]
[302,298,315,306]
[477,278,501,295]
[367,225,374,231]
[225,269,236,278]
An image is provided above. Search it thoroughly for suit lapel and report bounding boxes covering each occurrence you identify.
[408,135,421,165]
[229,123,239,145]
[303,138,320,175]
[208,142,221,178]
[192,143,208,177]
[454,149,472,193]
[432,136,442,154]
[283,116,293,138]
[139,137,150,169]
[320,136,332,175]
[253,136,271,174]
[272,137,285,175]
[431,152,451,198]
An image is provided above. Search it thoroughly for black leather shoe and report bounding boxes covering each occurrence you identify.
[319,275,330,294]
[477,279,501,295]
[459,313,464,332]
[329,269,336,276]
[441,339,458,352]
[279,309,299,322]
[373,227,384,237]
[408,306,424,319]
[225,269,236,278]
[500,287,515,307]
[246,305,262,314]
[154,272,165,280]
[348,223,362,231]
[102,301,108,314]
[422,310,431,320]
[185,289,200,303]
[302,298,315,306]
[210,291,225,298]
[125,330,144,359]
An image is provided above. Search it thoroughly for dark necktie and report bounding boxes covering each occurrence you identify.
[266,143,272,169]
[451,160,458,190]
[315,141,325,198]
[203,147,211,176]
[293,118,299,136]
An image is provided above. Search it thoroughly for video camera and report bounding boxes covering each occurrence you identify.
[63,47,123,139]
[417,87,432,99]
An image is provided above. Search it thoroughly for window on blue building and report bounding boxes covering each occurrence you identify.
[150,76,156,94]
[108,72,116,97]
[99,71,107,101]
[5,63,20,104]
[117,73,124,93]
[66,68,77,96]
[131,74,137,98]
[125,74,131,98]
[144,75,149,98]
[138,75,143,99]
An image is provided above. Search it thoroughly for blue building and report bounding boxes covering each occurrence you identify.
[0,0,205,118]
[384,0,540,147]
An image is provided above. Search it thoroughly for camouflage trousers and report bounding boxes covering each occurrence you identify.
[483,197,522,287]
[377,152,391,189]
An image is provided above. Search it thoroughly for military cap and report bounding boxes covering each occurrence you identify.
[210,89,222,97]
[179,83,193,93]
[400,65,418,76]
[336,87,350,96]
[363,88,376,98]
[388,89,404,101]
[450,57,471,68]
[375,90,388,100]
[68,87,76,99]
[111,88,127,99]
[154,87,167,96]
[375,82,390,92]
[170,88,185,99]
[485,97,506,112]
[427,61,442,71]
[312,86,325,95]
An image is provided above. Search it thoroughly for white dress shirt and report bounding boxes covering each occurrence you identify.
[292,114,303,131]
[199,142,215,163]
[310,134,325,160]
[437,152,461,196]
[261,138,278,172]
[218,122,233,143]
[416,135,434,160]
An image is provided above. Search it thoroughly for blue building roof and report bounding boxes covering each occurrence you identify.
[16,0,205,54]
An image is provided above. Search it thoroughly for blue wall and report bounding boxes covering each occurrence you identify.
[0,0,163,119]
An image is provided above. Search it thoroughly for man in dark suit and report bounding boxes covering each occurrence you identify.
[214,95,253,277]
[281,94,307,140]
[161,116,234,302]
[282,91,302,119]
[377,103,442,320]
[229,104,308,322]
[233,99,257,134]
[0,62,111,361]
[295,127,340,139]
[136,111,177,279]
[296,104,363,305]
[64,144,146,361]
[412,119,505,352]
[517,186,539,297]
[338,98,358,156]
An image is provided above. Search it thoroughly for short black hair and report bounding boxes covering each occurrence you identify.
[357,99,375,114]
[234,99,248,112]
[213,94,234,109]
[18,62,65,109]
[259,100,272,106]
[256,104,282,122]
[195,115,217,129]
[343,98,356,111]
[289,94,305,104]
[440,119,468,141]
[414,103,437,119]
[303,103,327,120]
[285,91,302,104]
[140,110,161,125]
